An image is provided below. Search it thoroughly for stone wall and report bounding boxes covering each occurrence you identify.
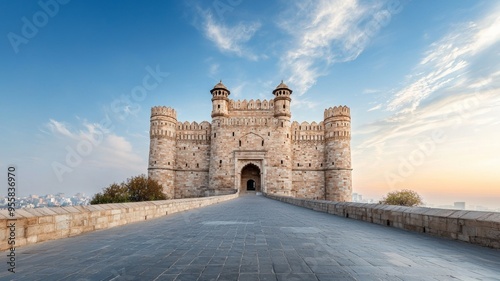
[264,194,500,249]
[174,138,211,198]
[291,171,325,199]
[0,194,238,251]
[175,171,210,198]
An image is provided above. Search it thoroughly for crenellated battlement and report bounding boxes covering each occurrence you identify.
[324,106,350,119]
[151,106,177,120]
[291,121,325,142]
[229,99,274,110]
[291,121,325,131]
[175,121,211,142]
[176,121,211,131]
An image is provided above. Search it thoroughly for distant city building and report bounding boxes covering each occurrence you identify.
[352,193,363,202]
[454,202,466,210]
[0,193,90,209]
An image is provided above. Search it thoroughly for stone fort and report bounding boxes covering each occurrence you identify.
[148,81,352,201]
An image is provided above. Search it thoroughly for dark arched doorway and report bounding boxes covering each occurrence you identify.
[247,179,255,191]
[241,164,261,193]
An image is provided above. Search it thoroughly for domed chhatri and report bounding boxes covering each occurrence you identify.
[213,80,228,90]
[210,80,230,97]
[273,80,292,95]
[276,80,289,89]
[148,80,352,202]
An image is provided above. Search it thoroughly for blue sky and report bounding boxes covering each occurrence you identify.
[1,0,499,208]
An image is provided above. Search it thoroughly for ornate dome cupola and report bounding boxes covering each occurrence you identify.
[273,80,292,118]
[273,80,292,96]
[211,80,230,98]
[210,80,230,118]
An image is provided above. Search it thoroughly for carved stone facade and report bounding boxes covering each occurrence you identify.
[148,81,352,201]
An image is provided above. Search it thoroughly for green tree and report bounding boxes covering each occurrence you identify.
[379,189,423,207]
[91,174,166,204]
[127,174,166,202]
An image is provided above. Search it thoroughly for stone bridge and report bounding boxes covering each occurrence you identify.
[1,194,499,280]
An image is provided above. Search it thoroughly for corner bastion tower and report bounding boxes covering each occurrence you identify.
[148,81,352,201]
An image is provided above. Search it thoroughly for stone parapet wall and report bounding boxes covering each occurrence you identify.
[0,194,238,251]
[264,193,500,249]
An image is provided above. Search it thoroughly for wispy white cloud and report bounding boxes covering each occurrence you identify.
[291,97,319,110]
[363,88,381,94]
[209,63,219,77]
[355,3,500,165]
[368,104,382,112]
[200,10,261,60]
[278,0,394,95]
[44,119,144,171]
[231,81,247,98]
[358,73,500,151]
[204,57,221,79]
[387,8,500,113]
[47,119,74,139]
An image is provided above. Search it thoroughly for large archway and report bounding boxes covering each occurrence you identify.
[240,164,261,193]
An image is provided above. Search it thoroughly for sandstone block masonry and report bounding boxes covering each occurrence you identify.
[149,81,352,201]
[265,194,500,249]
[0,194,237,251]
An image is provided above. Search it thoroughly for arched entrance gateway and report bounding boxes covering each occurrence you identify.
[240,164,261,193]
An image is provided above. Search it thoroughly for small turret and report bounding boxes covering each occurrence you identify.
[273,81,292,118]
[211,81,230,118]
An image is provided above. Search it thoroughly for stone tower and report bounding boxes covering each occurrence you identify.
[208,81,233,191]
[323,106,352,201]
[267,81,293,195]
[148,106,177,199]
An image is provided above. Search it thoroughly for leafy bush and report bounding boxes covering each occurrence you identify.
[91,174,166,204]
[379,189,423,207]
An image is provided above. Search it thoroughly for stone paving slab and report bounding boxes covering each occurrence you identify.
[1,195,500,280]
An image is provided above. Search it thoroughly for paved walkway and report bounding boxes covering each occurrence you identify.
[2,195,500,281]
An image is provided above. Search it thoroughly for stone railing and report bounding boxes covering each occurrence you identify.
[0,194,238,251]
[264,194,500,249]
